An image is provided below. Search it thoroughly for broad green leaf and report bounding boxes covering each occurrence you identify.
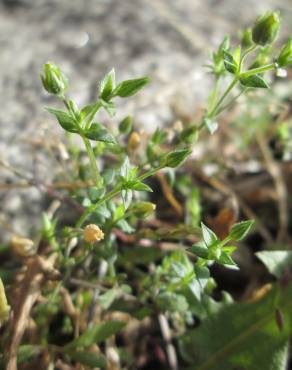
[229,220,254,241]
[84,123,116,144]
[65,320,125,349]
[201,222,218,247]
[46,107,78,133]
[66,351,106,368]
[99,69,115,101]
[256,250,292,279]
[112,77,150,98]
[180,283,292,370]
[240,74,269,88]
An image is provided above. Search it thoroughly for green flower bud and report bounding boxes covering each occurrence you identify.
[129,201,156,218]
[252,11,280,46]
[277,37,292,67]
[241,28,254,48]
[119,115,133,135]
[41,62,68,95]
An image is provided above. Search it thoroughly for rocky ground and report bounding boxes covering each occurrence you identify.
[0,0,291,241]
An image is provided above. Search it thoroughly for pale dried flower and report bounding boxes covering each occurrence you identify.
[83,224,104,243]
[10,236,35,257]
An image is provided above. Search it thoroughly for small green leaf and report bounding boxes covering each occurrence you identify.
[229,220,254,241]
[204,118,218,134]
[121,189,133,209]
[120,156,132,181]
[66,351,106,368]
[201,222,218,247]
[218,251,238,268]
[112,77,150,98]
[240,74,269,88]
[46,108,78,133]
[84,123,116,144]
[80,104,96,120]
[194,264,210,289]
[162,148,192,168]
[131,181,153,192]
[223,49,238,74]
[191,243,209,259]
[99,69,115,101]
[65,320,125,349]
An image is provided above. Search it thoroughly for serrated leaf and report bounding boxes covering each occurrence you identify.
[84,123,116,144]
[180,283,292,370]
[65,320,125,349]
[46,107,78,133]
[201,222,218,247]
[240,74,269,88]
[112,77,150,98]
[229,220,254,241]
[256,250,292,279]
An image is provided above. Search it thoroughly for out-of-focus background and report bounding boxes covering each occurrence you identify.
[0,0,291,240]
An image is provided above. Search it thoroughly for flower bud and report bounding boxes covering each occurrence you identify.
[10,236,35,257]
[277,37,292,67]
[119,115,133,135]
[83,224,104,243]
[41,62,68,95]
[241,28,254,48]
[0,278,10,324]
[127,132,141,152]
[252,11,280,46]
[129,201,156,218]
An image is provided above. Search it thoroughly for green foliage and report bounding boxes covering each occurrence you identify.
[1,11,291,370]
[180,283,292,370]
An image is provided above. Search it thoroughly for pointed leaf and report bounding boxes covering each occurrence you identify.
[84,123,116,144]
[229,220,254,241]
[201,222,218,247]
[240,74,269,88]
[46,108,78,133]
[113,77,150,98]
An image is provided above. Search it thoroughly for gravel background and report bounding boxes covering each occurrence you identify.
[0,0,291,240]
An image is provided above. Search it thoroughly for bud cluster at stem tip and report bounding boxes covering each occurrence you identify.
[41,62,68,96]
[252,11,280,46]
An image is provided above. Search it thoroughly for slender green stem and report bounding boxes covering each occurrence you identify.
[239,63,276,79]
[216,87,248,115]
[84,101,102,129]
[81,135,101,187]
[239,45,257,71]
[207,77,238,119]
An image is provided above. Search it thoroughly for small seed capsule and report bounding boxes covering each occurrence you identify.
[83,224,104,243]
[127,132,141,152]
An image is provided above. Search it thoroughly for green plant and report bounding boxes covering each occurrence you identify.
[1,10,292,370]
